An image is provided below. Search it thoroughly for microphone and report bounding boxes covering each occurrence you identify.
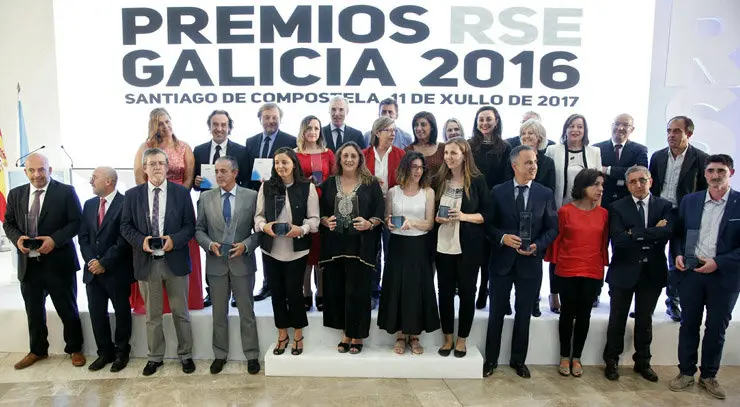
[15,145,46,167]
[60,145,74,168]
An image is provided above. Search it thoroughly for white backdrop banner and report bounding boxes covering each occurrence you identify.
[53,0,656,168]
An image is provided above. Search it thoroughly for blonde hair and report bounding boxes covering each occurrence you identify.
[519,118,548,150]
[370,116,395,147]
[296,115,326,153]
[146,107,180,147]
[435,138,481,201]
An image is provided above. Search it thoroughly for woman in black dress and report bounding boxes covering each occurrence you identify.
[319,142,385,354]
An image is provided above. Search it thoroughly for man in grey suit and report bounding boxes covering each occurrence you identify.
[195,156,262,375]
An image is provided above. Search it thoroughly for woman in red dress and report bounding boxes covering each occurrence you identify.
[295,115,335,312]
[546,168,609,377]
[131,107,204,314]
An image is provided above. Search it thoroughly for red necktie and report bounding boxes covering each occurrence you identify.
[98,198,106,227]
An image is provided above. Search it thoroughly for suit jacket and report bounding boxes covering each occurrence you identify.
[545,144,603,208]
[486,181,558,278]
[363,146,406,190]
[195,186,262,277]
[505,136,556,149]
[78,192,134,284]
[120,182,195,281]
[593,139,648,208]
[323,124,366,152]
[193,139,247,191]
[240,130,297,190]
[535,151,556,193]
[649,144,709,206]
[606,195,674,289]
[3,179,82,281]
[676,189,740,293]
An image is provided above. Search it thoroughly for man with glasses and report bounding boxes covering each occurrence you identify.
[602,166,673,383]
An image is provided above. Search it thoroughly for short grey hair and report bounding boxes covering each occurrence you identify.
[215,156,240,172]
[520,119,548,150]
[510,144,535,163]
[625,165,651,180]
[329,95,349,111]
[141,148,168,167]
[523,111,542,122]
[97,166,118,185]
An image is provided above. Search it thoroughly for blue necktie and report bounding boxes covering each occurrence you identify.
[223,192,232,224]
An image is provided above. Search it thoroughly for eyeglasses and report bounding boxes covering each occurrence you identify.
[628,178,649,185]
[146,161,167,168]
[410,165,425,171]
[381,128,395,133]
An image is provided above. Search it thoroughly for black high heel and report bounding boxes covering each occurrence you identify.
[304,296,313,312]
[315,296,324,312]
[273,336,289,355]
[291,336,304,356]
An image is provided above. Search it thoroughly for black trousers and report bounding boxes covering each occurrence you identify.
[264,254,309,329]
[86,275,132,358]
[558,276,601,358]
[478,244,491,297]
[436,252,478,337]
[602,277,662,364]
[678,271,739,378]
[20,260,83,355]
[485,268,541,365]
[323,258,373,338]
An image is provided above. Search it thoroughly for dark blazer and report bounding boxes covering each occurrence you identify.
[241,130,297,190]
[535,151,556,193]
[79,192,134,284]
[323,125,366,152]
[606,195,674,289]
[120,182,195,281]
[2,179,82,281]
[436,175,490,266]
[649,144,708,206]
[676,189,740,293]
[486,181,558,278]
[193,139,247,191]
[505,136,556,149]
[594,139,648,208]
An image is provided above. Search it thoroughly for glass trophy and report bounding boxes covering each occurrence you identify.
[310,154,324,184]
[390,197,404,229]
[684,229,700,269]
[23,215,42,251]
[273,195,290,236]
[437,205,450,218]
[220,212,238,258]
[335,194,359,234]
[519,212,533,250]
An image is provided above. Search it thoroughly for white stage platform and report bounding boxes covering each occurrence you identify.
[2,249,740,379]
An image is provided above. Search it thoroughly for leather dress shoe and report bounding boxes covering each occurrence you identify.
[110,355,129,372]
[231,295,237,307]
[88,355,113,371]
[210,358,226,374]
[203,293,212,307]
[604,362,619,381]
[254,287,271,301]
[505,304,513,316]
[666,304,681,322]
[634,363,659,382]
[475,288,488,310]
[247,359,260,374]
[483,361,497,377]
[592,297,600,308]
[510,362,531,378]
[71,352,86,367]
[532,303,541,317]
[181,358,196,374]
[14,353,47,370]
[628,311,636,319]
[142,361,163,376]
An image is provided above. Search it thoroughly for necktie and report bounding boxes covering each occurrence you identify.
[98,198,106,228]
[152,188,161,237]
[222,192,232,224]
[28,189,43,237]
[261,136,272,158]
[335,128,343,148]
[614,144,623,162]
[212,145,221,164]
[637,200,646,228]
[516,185,528,213]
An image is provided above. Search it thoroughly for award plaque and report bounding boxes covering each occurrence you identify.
[437,205,450,218]
[23,215,42,250]
[220,213,237,258]
[310,154,324,184]
[684,229,700,269]
[390,215,405,229]
[519,212,533,250]
[335,194,359,234]
[273,195,290,236]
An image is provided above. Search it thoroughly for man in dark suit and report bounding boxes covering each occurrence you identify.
[649,115,709,321]
[241,102,296,301]
[483,145,558,379]
[78,167,134,372]
[322,95,366,152]
[669,154,740,400]
[505,111,556,148]
[3,153,85,369]
[193,109,246,307]
[594,114,649,209]
[120,148,196,376]
[603,165,673,382]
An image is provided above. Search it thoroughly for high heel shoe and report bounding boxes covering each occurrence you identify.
[291,336,304,356]
[315,296,324,312]
[304,296,313,312]
[549,294,561,314]
[273,336,289,355]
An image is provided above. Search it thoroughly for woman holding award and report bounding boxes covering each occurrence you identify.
[378,151,439,354]
[319,142,385,354]
[295,115,335,312]
[435,138,489,358]
[255,147,320,356]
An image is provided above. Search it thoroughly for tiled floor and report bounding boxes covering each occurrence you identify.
[0,352,736,406]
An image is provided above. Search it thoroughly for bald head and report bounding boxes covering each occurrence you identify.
[611,113,635,144]
[24,153,51,188]
[90,166,118,197]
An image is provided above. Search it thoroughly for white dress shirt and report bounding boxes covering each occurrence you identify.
[374,147,391,196]
[209,140,228,164]
[101,190,117,216]
[330,124,346,147]
[631,194,650,227]
[662,146,688,207]
[220,184,237,220]
[28,181,49,213]
[147,180,167,256]
[695,189,730,259]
